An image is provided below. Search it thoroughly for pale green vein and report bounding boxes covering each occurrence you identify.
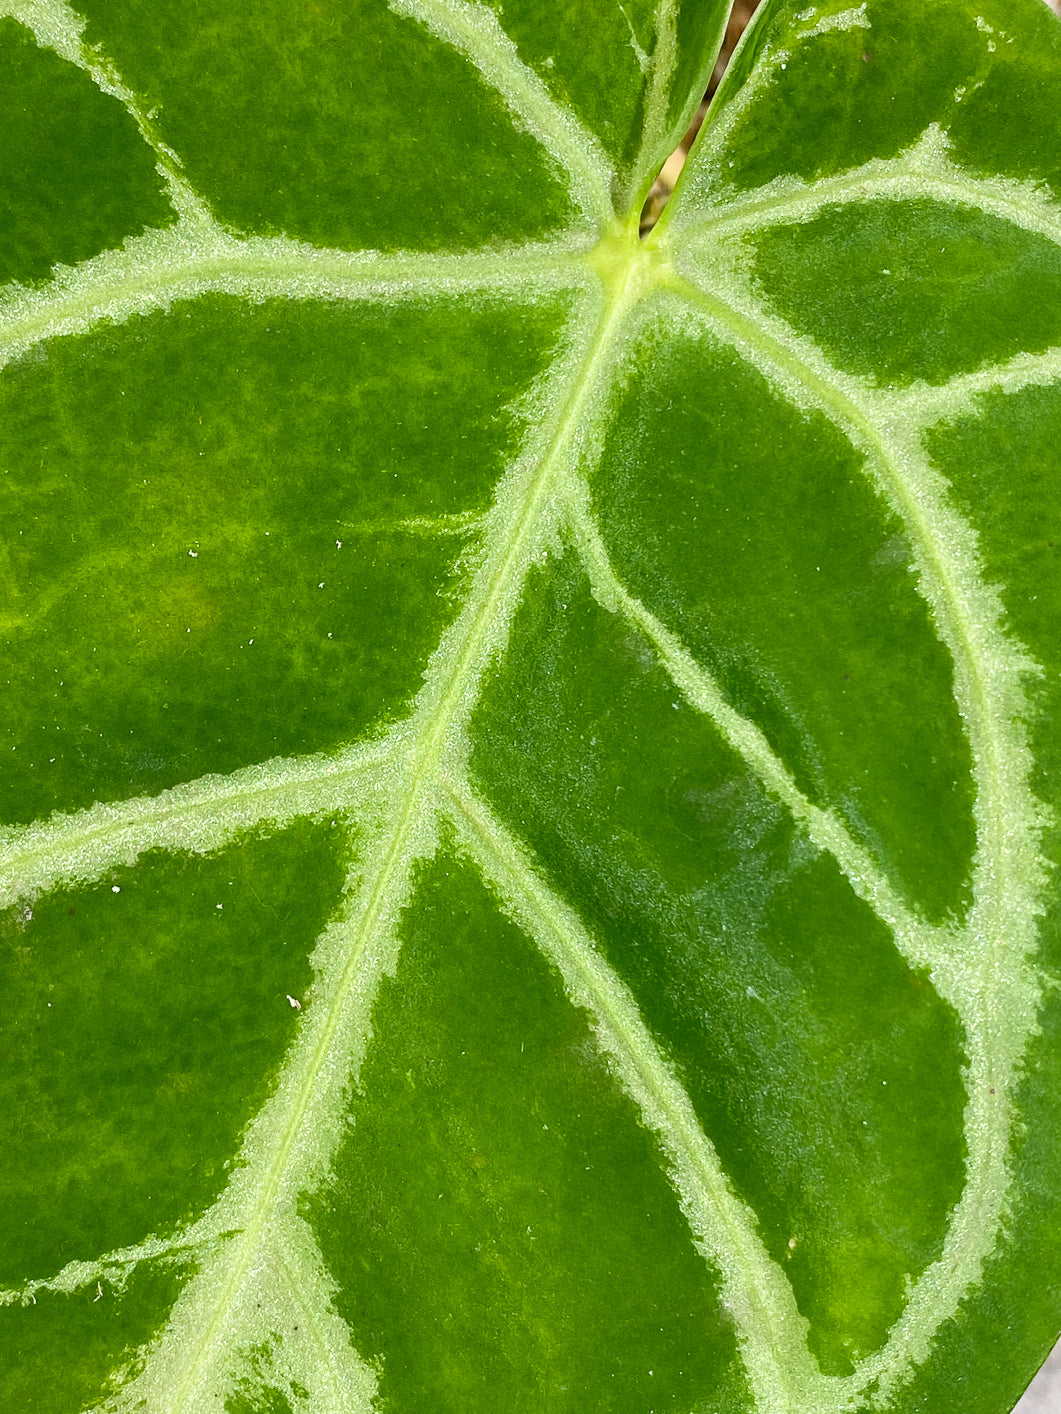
[565,476,934,957]
[388,0,615,227]
[898,342,1061,425]
[276,1249,375,1414]
[2,0,208,222]
[659,260,1047,1001]
[671,125,1061,250]
[445,779,834,1414]
[0,1231,204,1308]
[0,738,395,909]
[100,847,413,1414]
[383,253,656,812]
[338,509,485,540]
[618,2,651,74]
[794,3,870,40]
[0,223,589,370]
[659,266,1048,1405]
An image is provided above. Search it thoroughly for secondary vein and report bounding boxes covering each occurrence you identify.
[0,738,395,907]
[445,779,835,1414]
[565,478,931,956]
[0,224,587,371]
[670,125,1061,249]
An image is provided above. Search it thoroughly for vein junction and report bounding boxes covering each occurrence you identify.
[0,4,1056,1413]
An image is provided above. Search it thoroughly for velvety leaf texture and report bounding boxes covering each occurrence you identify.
[0,0,1059,1411]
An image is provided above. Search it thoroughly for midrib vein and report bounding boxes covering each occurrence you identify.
[156,783,425,1413]
[275,1250,351,1408]
[446,781,832,1414]
[147,283,641,1412]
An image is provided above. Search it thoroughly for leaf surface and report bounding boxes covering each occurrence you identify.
[1,0,1060,1411]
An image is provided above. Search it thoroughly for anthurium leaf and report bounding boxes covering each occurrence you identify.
[1,0,1059,1411]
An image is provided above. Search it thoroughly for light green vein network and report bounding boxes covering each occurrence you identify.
[0,0,1055,1412]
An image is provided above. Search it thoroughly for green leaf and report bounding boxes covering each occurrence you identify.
[1,0,1059,1410]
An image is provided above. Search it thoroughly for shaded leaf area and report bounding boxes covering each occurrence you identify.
[0,1260,188,1413]
[0,293,568,825]
[76,0,578,249]
[305,849,747,1414]
[470,550,969,1374]
[0,817,347,1283]
[0,19,173,288]
[591,314,975,923]
[750,202,1061,388]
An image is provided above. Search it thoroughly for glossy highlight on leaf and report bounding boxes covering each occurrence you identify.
[1,0,1060,1411]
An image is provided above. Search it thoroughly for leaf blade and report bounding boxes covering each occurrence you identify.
[1,0,1060,1410]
